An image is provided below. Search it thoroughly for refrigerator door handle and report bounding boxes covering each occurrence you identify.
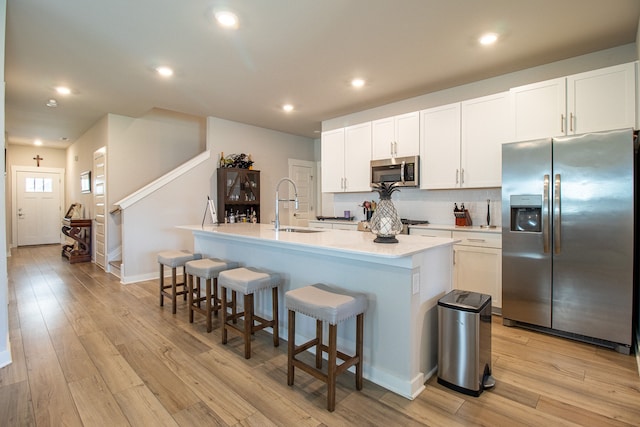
[553,173,561,254]
[543,174,550,253]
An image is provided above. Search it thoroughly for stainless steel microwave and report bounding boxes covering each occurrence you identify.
[370,155,419,187]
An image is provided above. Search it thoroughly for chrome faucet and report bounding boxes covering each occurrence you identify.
[275,177,299,230]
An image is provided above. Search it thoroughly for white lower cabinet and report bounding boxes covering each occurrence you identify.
[410,227,502,312]
[453,231,501,312]
[308,220,357,231]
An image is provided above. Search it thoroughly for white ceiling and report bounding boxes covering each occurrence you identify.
[5,0,640,149]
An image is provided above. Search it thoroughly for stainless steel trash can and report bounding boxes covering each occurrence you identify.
[437,290,495,396]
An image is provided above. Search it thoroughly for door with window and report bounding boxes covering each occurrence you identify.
[16,170,63,246]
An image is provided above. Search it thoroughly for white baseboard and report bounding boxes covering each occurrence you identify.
[635,330,640,377]
[0,338,12,369]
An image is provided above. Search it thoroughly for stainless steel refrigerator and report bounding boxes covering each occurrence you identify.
[501,128,636,354]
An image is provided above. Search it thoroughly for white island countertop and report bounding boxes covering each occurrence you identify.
[180,222,456,399]
[179,223,455,267]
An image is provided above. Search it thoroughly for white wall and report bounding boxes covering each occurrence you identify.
[206,117,315,225]
[323,44,637,132]
[120,155,216,282]
[0,0,10,368]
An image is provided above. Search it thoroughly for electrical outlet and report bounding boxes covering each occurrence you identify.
[412,272,420,295]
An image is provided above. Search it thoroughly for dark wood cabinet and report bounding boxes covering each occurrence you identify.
[217,168,260,223]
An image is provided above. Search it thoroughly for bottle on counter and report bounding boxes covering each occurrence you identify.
[219,152,225,168]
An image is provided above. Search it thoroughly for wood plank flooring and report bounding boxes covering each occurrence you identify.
[1,244,639,426]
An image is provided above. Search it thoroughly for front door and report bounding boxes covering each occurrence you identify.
[288,160,315,227]
[15,169,63,246]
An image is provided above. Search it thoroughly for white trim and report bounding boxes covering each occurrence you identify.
[115,150,211,210]
[11,165,66,247]
[0,337,11,368]
[635,330,640,376]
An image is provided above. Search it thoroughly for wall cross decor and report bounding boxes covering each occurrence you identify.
[33,154,44,167]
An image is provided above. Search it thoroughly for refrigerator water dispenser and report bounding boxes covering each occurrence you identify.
[510,195,542,233]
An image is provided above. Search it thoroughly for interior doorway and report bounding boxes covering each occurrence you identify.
[12,166,65,246]
[288,159,316,227]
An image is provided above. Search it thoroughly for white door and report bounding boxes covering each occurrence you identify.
[93,148,107,270]
[289,160,315,227]
[15,169,63,246]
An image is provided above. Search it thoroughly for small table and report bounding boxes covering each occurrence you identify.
[61,218,92,263]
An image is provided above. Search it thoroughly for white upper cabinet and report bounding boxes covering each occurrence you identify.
[321,123,372,193]
[421,92,509,189]
[372,111,419,159]
[461,92,510,188]
[321,128,346,193]
[511,62,636,142]
[420,103,461,189]
[510,78,566,141]
[567,62,636,134]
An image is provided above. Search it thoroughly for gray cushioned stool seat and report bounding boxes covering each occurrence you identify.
[219,267,280,294]
[185,258,238,332]
[158,250,202,268]
[285,283,368,324]
[185,258,237,278]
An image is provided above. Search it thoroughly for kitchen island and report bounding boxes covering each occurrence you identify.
[179,223,455,399]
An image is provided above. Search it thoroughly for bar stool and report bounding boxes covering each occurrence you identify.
[285,283,368,412]
[157,250,202,314]
[185,258,239,332]
[218,267,280,359]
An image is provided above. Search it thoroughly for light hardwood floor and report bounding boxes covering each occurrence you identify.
[1,244,639,426]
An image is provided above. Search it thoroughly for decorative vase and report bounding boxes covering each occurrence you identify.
[369,183,403,243]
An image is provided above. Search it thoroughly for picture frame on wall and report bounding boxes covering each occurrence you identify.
[80,170,91,193]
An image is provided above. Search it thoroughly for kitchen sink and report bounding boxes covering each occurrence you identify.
[275,227,323,233]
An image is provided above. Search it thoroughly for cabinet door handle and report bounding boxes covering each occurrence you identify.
[343,177,348,190]
[456,169,459,184]
[461,168,465,185]
[560,114,564,133]
[390,142,393,156]
[467,238,486,243]
[569,113,574,132]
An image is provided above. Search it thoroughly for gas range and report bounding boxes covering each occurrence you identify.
[400,219,429,234]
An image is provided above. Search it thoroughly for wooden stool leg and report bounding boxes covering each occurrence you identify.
[244,293,253,359]
[232,292,237,323]
[327,323,337,412]
[315,319,323,368]
[182,265,188,301]
[188,274,194,323]
[356,313,364,390]
[205,278,212,332]
[171,267,178,314]
[159,264,165,307]
[272,287,279,347]
[213,278,220,317]
[221,287,228,344]
[287,310,295,386]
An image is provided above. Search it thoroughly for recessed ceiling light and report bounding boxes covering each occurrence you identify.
[55,86,71,95]
[34,139,42,146]
[46,98,58,107]
[215,11,239,29]
[351,78,366,88]
[479,33,498,46]
[283,104,294,112]
[156,66,174,77]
